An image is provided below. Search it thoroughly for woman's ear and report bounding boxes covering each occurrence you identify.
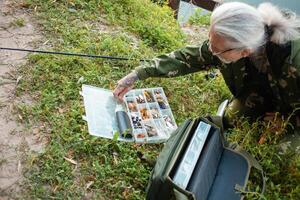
[241,49,252,57]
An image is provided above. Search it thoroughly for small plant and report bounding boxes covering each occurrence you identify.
[11,18,25,27]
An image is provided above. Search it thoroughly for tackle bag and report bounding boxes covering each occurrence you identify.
[146,116,266,200]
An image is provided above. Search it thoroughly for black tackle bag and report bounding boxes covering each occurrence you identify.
[146,116,266,200]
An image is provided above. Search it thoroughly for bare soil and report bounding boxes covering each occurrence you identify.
[0,0,46,198]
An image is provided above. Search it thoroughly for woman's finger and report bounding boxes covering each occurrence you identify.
[113,86,125,98]
[118,85,134,101]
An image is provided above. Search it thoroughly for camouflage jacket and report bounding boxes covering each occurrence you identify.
[134,39,300,113]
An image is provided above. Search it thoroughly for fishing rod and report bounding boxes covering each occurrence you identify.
[0,47,217,79]
[0,47,149,61]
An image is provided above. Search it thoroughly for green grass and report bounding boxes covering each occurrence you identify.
[188,8,211,26]
[227,118,300,199]
[10,18,25,27]
[16,0,300,199]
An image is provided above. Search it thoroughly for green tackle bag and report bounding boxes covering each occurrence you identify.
[146,116,266,200]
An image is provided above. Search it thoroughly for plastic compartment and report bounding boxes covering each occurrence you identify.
[148,103,161,119]
[161,109,177,130]
[143,89,155,103]
[130,112,143,129]
[124,90,135,98]
[133,129,147,143]
[135,90,146,104]
[153,88,167,98]
[138,104,151,120]
[125,97,138,112]
[143,120,158,138]
[154,119,168,138]
[153,88,169,109]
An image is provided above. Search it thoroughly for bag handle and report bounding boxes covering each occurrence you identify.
[232,144,266,200]
[204,111,266,199]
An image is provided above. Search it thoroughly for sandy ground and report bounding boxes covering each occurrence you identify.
[0,0,45,198]
[181,24,209,44]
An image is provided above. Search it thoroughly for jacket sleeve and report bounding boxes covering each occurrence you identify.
[134,40,220,80]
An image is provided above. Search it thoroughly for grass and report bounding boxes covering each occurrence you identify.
[227,118,300,199]
[188,8,211,26]
[15,0,300,199]
[10,18,25,27]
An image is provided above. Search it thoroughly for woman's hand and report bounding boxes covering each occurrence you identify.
[113,71,139,102]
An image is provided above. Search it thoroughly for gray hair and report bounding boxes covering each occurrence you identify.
[210,2,300,50]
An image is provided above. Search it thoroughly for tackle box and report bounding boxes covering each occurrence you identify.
[81,84,177,143]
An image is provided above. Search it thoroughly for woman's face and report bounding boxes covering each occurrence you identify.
[208,29,251,63]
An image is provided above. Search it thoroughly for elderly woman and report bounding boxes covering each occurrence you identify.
[113,2,300,151]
